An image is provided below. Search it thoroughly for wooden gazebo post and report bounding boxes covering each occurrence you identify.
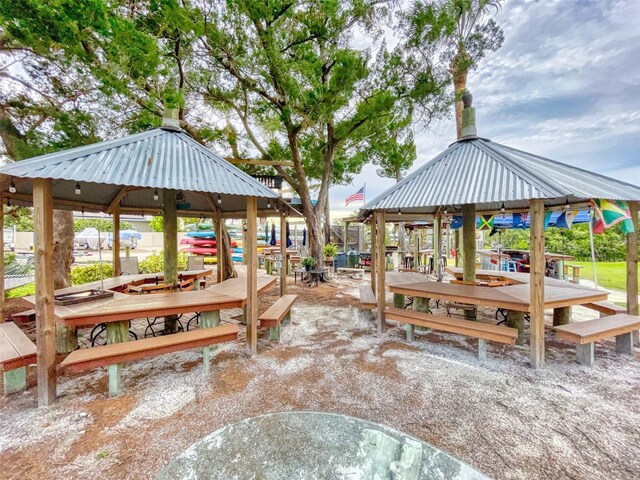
[529,199,546,368]
[112,205,121,277]
[0,191,4,323]
[434,209,442,279]
[214,210,224,283]
[370,218,377,294]
[280,210,287,296]
[628,201,639,344]
[33,178,56,406]
[246,197,258,355]
[375,211,386,332]
[163,189,179,334]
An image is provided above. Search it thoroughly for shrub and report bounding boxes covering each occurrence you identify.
[6,282,35,299]
[4,252,17,266]
[301,256,317,268]
[71,263,113,285]
[138,251,188,274]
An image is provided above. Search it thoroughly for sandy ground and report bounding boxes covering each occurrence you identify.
[1,268,639,479]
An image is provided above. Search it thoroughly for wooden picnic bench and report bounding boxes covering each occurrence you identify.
[11,309,36,324]
[554,314,640,366]
[385,307,518,361]
[259,294,297,341]
[583,301,627,317]
[60,323,239,396]
[359,285,376,320]
[1,322,37,395]
[337,267,364,278]
[564,264,583,284]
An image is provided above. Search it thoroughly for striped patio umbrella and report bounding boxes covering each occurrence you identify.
[270,222,277,246]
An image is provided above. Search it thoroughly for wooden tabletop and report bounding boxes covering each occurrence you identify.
[24,273,276,328]
[388,275,608,313]
[445,267,598,291]
[386,271,427,287]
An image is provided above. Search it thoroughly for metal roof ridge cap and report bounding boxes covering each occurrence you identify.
[361,142,465,210]
[497,142,640,196]
[473,140,561,198]
[0,129,164,172]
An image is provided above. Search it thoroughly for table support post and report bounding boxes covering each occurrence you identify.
[413,296,430,331]
[370,218,377,295]
[615,333,634,355]
[552,306,571,327]
[107,320,128,397]
[393,293,405,309]
[4,368,27,395]
[506,310,525,346]
[56,323,78,353]
[201,310,221,373]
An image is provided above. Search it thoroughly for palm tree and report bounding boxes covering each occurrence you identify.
[408,0,504,139]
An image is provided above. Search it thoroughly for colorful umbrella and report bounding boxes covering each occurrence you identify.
[264,223,269,242]
[302,228,307,246]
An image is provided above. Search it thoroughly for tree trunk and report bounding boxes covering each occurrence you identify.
[324,189,331,244]
[451,53,470,140]
[305,207,324,264]
[219,223,237,280]
[52,210,74,289]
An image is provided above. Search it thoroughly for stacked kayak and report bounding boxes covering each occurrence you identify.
[180,231,244,261]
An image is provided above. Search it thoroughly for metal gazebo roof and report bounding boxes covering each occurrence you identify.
[0,125,300,217]
[359,137,640,218]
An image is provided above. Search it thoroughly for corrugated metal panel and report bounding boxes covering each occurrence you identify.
[0,128,278,199]
[361,138,640,216]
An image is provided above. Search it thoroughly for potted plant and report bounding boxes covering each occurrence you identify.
[322,243,338,262]
[301,256,317,272]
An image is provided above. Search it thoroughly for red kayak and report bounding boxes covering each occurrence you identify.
[182,247,217,255]
[180,238,238,247]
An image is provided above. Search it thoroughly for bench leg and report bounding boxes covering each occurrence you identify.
[107,320,129,397]
[201,310,221,373]
[406,324,415,342]
[282,311,291,326]
[576,343,595,366]
[506,311,525,346]
[269,324,281,342]
[615,332,634,356]
[477,339,487,362]
[4,367,26,395]
[242,305,247,326]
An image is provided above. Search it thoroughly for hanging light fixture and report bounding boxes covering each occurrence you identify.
[267,199,271,209]
[75,182,82,195]
[500,202,505,213]
[217,194,222,205]
[6,198,10,207]
[9,178,16,194]
[153,189,159,201]
[563,197,570,210]
[398,208,402,216]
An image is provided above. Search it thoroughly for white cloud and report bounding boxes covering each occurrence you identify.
[328,0,640,218]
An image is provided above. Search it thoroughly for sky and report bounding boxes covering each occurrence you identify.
[329,0,640,218]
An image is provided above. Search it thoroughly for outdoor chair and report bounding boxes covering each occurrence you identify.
[119,256,140,275]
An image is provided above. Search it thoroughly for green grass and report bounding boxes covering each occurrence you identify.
[571,261,638,292]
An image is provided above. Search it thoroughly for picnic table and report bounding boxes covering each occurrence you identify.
[386,269,608,344]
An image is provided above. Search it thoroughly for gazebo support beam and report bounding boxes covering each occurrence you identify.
[33,178,56,406]
[0,192,4,322]
[214,211,224,284]
[371,219,377,294]
[280,211,287,296]
[112,205,121,277]
[375,211,386,333]
[627,201,639,345]
[530,199,546,369]
[163,189,179,334]
[434,210,442,280]
[462,204,476,319]
[246,197,258,355]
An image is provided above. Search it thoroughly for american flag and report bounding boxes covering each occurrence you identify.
[345,185,365,206]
